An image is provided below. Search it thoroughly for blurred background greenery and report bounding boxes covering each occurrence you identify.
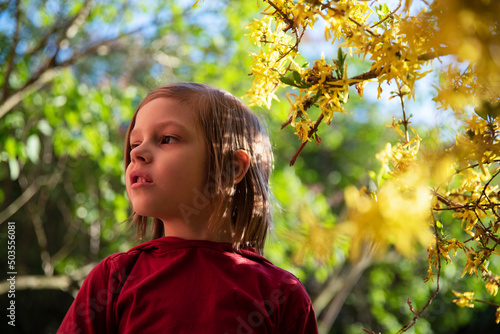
[0,0,497,333]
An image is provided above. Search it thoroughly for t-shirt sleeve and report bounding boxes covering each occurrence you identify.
[282,303,318,334]
[277,275,319,334]
[57,257,120,334]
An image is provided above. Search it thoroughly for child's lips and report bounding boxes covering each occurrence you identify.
[129,169,153,189]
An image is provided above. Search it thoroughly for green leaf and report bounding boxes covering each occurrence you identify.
[474,101,500,121]
[8,157,19,180]
[279,75,298,87]
[292,71,301,83]
[37,119,53,136]
[26,134,41,163]
[4,137,17,158]
[376,4,391,19]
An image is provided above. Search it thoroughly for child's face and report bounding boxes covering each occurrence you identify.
[125,98,209,227]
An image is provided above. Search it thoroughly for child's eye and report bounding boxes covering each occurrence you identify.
[130,143,140,150]
[161,136,178,144]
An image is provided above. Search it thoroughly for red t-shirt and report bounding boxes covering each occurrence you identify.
[58,237,318,334]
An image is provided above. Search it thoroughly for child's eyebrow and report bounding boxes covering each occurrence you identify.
[130,120,188,138]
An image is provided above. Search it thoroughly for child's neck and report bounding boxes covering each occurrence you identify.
[162,218,232,243]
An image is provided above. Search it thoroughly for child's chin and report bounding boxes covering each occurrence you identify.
[133,207,164,220]
[132,206,151,217]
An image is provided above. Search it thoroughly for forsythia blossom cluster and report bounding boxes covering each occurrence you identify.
[429,115,500,303]
[245,16,299,108]
[244,0,500,323]
[340,121,433,260]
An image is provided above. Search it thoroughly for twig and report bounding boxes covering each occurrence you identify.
[58,0,93,45]
[265,0,296,32]
[0,27,141,119]
[0,178,44,225]
[362,330,380,334]
[0,263,97,294]
[395,210,441,333]
[396,81,410,143]
[348,16,379,37]
[476,168,500,212]
[261,1,305,67]
[290,114,324,166]
[473,298,500,307]
[455,160,500,173]
[370,1,402,28]
[22,0,93,57]
[318,252,372,333]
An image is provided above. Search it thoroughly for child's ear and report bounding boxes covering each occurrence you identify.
[233,149,250,184]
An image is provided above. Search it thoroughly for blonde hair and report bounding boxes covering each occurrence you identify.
[124,83,273,254]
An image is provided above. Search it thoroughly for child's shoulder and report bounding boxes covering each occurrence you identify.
[236,247,302,283]
[92,237,305,293]
[97,238,158,271]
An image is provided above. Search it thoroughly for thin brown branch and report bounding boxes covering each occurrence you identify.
[343,46,448,85]
[58,0,93,45]
[318,252,372,333]
[25,155,66,277]
[0,26,140,119]
[281,68,381,130]
[395,210,441,334]
[23,0,93,58]
[0,68,59,119]
[0,178,43,225]
[348,16,379,37]
[397,81,410,143]
[418,48,451,61]
[0,275,71,294]
[432,204,500,212]
[321,2,380,37]
[24,22,65,57]
[473,298,500,307]
[2,0,92,104]
[362,330,380,334]
[52,199,84,264]
[312,270,343,315]
[370,1,402,28]
[290,113,324,166]
[0,152,67,225]
[265,0,296,32]
[455,159,500,173]
[432,199,500,212]
[476,168,500,211]
[349,69,380,83]
[0,263,96,294]
[28,201,54,276]
[281,110,301,130]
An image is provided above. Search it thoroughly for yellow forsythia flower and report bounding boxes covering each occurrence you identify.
[486,281,499,297]
[340,164,433,260]
[452,290,475,308]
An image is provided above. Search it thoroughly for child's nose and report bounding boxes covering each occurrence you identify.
[130,144,152,163]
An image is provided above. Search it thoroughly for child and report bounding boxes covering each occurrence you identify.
[58,82,318,333]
